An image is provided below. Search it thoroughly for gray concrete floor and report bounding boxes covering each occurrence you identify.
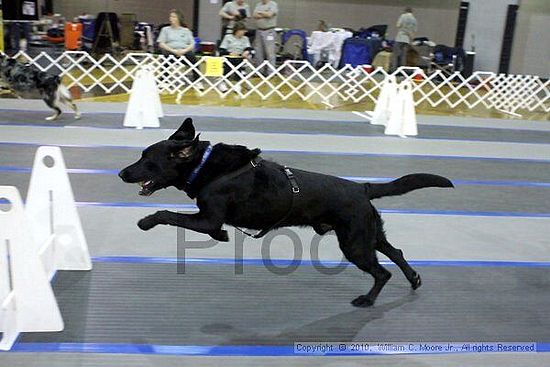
[0,99,549,366]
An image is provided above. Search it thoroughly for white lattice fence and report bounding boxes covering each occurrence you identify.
[488,74,550,117]
[14,51,550,116]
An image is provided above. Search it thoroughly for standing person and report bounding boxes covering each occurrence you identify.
[253,0,278,71]
[392,7,417,72]
[9,22,32,54]
[219,0,250,37]
[157,9,203,89]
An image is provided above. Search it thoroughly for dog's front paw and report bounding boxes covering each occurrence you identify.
[138,214,159,231]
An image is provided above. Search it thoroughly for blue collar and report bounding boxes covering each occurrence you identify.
[186,145,213,186]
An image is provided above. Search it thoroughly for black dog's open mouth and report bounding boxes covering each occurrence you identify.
[138,180,155,196]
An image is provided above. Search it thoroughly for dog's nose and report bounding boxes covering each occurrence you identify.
[118,169,127,181]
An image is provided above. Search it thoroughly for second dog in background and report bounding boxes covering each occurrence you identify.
[0,54,80,121]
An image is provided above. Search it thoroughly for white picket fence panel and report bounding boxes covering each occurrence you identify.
[14,51,549,116]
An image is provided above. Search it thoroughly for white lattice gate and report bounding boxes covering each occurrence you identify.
[13,51,550,117]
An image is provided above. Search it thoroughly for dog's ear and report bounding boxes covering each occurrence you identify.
[169,118,195,141]
[171,134,200,160]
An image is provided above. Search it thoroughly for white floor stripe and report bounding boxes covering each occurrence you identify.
[79,207,550,263]
[1,125,549,161]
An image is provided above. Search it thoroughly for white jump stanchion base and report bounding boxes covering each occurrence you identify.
[25,146,92,280]
[0,186,64,351]
[352,111,373,121]
[371,75,397,126]
[400,80,418,137]
[496,108,523,118]
[352,75,398,126]
[384,80,418,138]
[124,66,163,129]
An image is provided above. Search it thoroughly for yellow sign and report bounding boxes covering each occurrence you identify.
[204,57,224,77]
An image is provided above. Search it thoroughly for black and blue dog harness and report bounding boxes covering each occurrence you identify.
[186,146,300,238]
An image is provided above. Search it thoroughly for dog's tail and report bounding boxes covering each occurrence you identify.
[365,173,454,200]
[55,82,80,118]
[56,82,72,101]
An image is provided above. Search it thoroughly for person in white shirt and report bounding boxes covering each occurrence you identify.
[391,7,417,71]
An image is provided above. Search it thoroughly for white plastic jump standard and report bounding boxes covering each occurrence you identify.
[385,80,418,138]
[0,187,64,351]
[26,146,92,280]
[123,66,163,129]
[0,146,92,350]
[354,77,417,138]
[372,75,397,126]
[355,75,397,126]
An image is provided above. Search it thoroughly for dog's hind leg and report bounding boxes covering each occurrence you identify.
[373,213,421,289]
[349,251,392,308]
[61,97,80,119]
[377,238,421,290]
[44,95,62,121]
[337,224,392,307]
[71,102,81,119]
[59,90,81,119]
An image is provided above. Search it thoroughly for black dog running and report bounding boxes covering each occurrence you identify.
[119,118,454,307]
